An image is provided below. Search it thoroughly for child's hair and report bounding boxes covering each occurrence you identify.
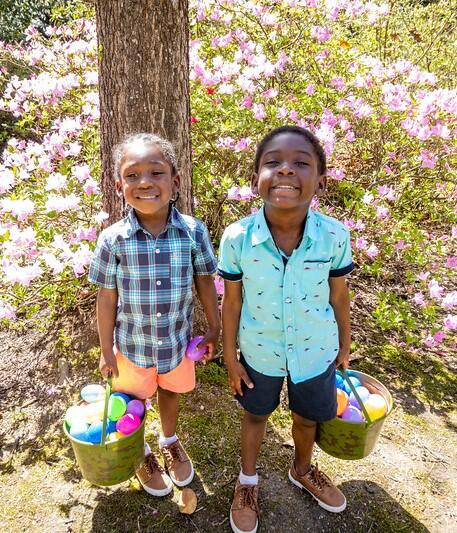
[112,132,178,179]
[254,125,327,176]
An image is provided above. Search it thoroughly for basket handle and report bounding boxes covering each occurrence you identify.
[339,368,373,425]
[100,376,112,447]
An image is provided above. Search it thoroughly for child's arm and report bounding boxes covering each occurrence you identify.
[96,287,119,378]
[193,274,220,359]
[222,280,253,396]
[329,276,351,369]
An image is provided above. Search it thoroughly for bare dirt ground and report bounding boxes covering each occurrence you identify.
[1,308,456,533]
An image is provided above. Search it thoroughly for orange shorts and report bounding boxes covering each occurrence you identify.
[112,349,195,400]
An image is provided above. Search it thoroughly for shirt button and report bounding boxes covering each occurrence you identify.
[158,340,163,345]
[285,297,292,303]
[287,326,293,333]
[156,312,162,317]
[287,347,293,353]
[318,263,323,269]
[155,249,160,254]
[156,280,161,286]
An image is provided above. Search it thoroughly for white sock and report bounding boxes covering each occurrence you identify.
[144,442,151,456]
[239,470,258,486]
[159,433,178,448]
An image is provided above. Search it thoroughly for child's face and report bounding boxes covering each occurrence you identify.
[252,132,326,213]
[116,141,179,219]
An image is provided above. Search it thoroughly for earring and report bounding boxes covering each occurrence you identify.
[170,191,180,206]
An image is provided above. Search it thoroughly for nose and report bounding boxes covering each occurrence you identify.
[137,173,153,187]
[278,162,295,175]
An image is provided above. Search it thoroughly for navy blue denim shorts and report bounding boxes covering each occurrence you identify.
[236,354,337,422]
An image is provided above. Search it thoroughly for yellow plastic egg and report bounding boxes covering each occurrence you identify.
[107,431,124,443]
[364,394,387,421]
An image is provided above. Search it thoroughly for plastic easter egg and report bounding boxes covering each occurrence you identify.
[126,399,145,419]
[185,336,207,361]
[108,395,127,421]
[65,405,85,428]
[107,419,117,434]
[69,420,89,442]
[81,401,105,424]
[87,421,104,444]
[116,413,141,435]
[341,405,364,422]
[107,431,124,443]
[336,388,349,416]
[111,392,131,404]
[335,373,345,390]
[364,394,387,421]
[81,384,105,403]
[349,386,370,408]
[343,376,362,394]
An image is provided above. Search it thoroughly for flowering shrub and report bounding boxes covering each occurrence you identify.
[0,0,456,353]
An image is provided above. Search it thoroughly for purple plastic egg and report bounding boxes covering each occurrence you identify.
[116,413,141,435]
[349,386,370,408]
[185,336,207,361]
[341,405,364,422]
[126,399,145,419]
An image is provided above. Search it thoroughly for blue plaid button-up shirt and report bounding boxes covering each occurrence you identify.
[88,207,217,373]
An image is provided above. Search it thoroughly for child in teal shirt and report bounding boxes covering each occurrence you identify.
[218,126,354,533]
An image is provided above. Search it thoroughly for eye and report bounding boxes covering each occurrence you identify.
[152,171,164,176]
[296,161,309,167]
[264,160,279,166]
[125,172,138,180]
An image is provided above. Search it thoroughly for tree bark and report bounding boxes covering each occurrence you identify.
[94,0,192,223]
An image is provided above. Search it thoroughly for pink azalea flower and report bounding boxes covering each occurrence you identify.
[423,334,436,348]
[234,138,252,152]
[253,103,266,121]
[45,193,80,212]
[412,293,426,307]
[72,164,91,183]
[417,271,430,281]
[395,240,406,250]
[433,331,445,343]
[327,168,345,181]
[0,169,15,193]
[94,211,109,225]
[45,172,67,191]
[376,206,390,220]
[83,179,99,195]
[305,84,315,96]
[214,276,224,295]
[444,315,457,330]
[355,237,368,250]
[419,150,437,169]
[446,256,457,268]
[227,186,241,200]
[238,185,254,201]
[442,292,457,309]
[428,279,443,299]
[311,26,332,43]
[0,300,16,320]
[366,244,379,258]
[0,198,35,220]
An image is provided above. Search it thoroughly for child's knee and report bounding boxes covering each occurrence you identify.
[244,410,270,424]
[291,411,317,428]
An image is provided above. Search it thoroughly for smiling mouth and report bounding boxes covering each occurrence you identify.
[272,185,299,191]
[136,194,159,199]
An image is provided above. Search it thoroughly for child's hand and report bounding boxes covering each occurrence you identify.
[198,328,220,361]
[226,361,254,396]
[99,349,119,378]
[335,347,350,370]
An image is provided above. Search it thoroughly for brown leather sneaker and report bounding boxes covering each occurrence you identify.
[288,462,346,513]
[136,452,173,497]
[230,480,259,533]
[160,439,194,487]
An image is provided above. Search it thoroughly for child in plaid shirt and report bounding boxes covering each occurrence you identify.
[89,133,220,496]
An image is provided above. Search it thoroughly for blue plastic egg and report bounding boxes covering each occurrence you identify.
[343,376,362,394]
[107,420,117,433]
[69,421,89,442]
[335,374,345,390]
[111,392,131,403]
[87,421,104,444]
[349,386,370,408]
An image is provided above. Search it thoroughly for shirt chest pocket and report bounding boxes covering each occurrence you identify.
[298,260,331,300]
[170,250,193,287]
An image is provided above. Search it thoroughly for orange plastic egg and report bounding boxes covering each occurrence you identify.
[336,388,349,416]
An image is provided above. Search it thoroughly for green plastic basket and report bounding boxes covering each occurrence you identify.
[316,369,393,460]
[63,379,146,486]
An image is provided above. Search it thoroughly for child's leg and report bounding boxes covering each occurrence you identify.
[241,411,269,476]
[157,386,179,437]
[291,413,316,475]
[156,355,196,487]
[287,363,346,513]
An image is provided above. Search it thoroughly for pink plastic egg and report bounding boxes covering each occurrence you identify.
[126,399,145,419]
[185,336,207,361]
[116,413,141,435]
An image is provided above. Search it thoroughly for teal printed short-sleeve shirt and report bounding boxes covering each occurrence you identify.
[218,207,354,384]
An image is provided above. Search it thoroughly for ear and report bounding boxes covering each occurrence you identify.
[172,173,181,194]
[115,178,123,197]
[315,174,327,196]
[251,173,259,195]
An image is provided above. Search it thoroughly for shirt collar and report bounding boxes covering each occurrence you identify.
[251,206,322,246]
[125,206,190,237]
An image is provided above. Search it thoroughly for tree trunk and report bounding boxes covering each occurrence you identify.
[94,0,192,223]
